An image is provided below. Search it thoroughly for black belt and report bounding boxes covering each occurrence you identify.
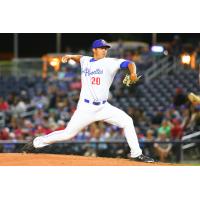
[84,99,107,106]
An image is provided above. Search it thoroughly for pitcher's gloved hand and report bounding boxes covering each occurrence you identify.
[123,74,142,87]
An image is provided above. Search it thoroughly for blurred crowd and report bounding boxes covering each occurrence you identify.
[0,69,199,161]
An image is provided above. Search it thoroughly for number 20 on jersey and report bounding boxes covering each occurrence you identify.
[91,77,100,85]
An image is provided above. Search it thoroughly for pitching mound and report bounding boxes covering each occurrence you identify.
[0,153,178,166]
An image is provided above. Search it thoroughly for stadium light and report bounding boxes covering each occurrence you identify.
[50,58,60,67]
[42,55,62,79]
[151,45,164,53]
[181,54,191,65]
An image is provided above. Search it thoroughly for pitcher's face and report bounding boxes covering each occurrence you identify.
[93,47,108,60]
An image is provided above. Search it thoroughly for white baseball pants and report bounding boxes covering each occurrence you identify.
[33,101,142,158]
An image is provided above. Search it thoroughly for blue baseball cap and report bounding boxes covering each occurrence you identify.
[92,39,111,49]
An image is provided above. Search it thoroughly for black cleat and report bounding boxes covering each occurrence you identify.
[131,154,155,163]
[21,139,36,153]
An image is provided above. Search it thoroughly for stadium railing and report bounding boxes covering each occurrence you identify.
[0,139,199,163]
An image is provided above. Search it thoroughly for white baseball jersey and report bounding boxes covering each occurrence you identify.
[79,56,126,102]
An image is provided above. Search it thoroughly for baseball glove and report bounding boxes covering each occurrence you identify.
[188,92,200,104]
[123,74,142,87]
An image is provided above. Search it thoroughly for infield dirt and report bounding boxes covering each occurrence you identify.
[0,153,184,166]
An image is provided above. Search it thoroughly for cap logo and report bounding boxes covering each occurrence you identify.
[101,40,106,44]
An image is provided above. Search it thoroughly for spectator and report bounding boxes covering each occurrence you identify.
[165,105,182,121]
[0,96,9,112]
[84,124,99,157]
[173,88,187,107]
[34,125,50,136]
[127,107,148,127]
[48,110,57,128]
[10,117,24,140]
[151,108,164,128]
[60,67,76,82]
[55,120,66,131]
[0,128,10,140]
[31,91,49,109]
[170,119,183,162]
[7,92,17,105]
[48,85,58,109]
[75,127,90,141]
[9,132,17,142]
[56,99,71,122]
[21,119,35,139]
[170,119,183,140]
[144,129,155,158]
[10,97,27,116]
[98,127,109,157]
[69,77,81,90]
[154,131,172,162]
[13,125,23,140]
[157,119,171,138]
[33,108,45,126]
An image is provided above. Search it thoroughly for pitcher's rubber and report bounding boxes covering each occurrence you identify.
[0,153,180,166]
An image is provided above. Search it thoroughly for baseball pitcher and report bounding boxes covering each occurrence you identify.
[22,39,154,163]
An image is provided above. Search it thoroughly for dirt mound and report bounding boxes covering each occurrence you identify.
[0,153,178,166]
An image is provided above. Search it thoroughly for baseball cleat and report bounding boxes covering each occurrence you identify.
[130,154,155,163]
[21,139,36,153]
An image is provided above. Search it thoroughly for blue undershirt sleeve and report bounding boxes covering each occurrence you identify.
[120,60,132,69]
